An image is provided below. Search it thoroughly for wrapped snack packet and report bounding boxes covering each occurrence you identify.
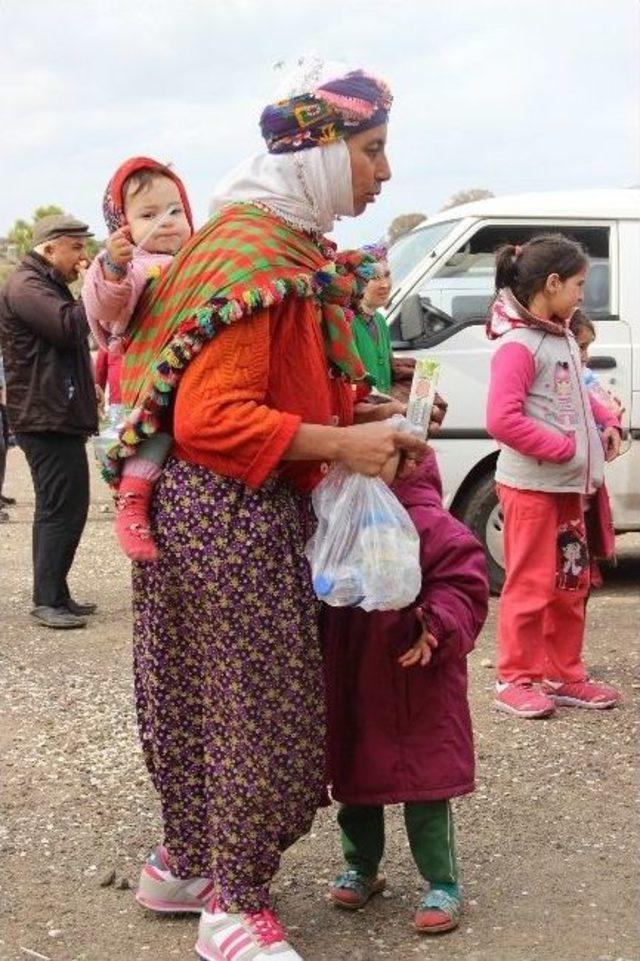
[406,358,441,438]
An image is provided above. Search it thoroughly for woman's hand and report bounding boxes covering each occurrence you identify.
[602,426,622,462]
[389,385,448,438]
[337,421,428,476]
[354,399,406,423]
[398,629,438,668]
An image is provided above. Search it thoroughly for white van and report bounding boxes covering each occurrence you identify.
[386,188,640,592]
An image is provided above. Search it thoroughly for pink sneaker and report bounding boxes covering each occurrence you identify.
[495,682,555,719]
[542,678,621,709]
[196,902,303,960]
[136,845,215,913]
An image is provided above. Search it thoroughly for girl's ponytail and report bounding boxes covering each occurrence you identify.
[495,244,520,291]
[494,233,588,306]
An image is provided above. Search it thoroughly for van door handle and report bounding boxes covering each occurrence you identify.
[588,356,617,370]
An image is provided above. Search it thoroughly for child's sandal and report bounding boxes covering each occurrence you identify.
[329,869,386,910]
[414,887,461,934]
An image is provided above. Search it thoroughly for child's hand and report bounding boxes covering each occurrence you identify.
[602,426,622,462]
[428,392,448,435]
[607,391,625,418]
[391,356,416,383]
[106,228,134,269]
[398,629,438,669]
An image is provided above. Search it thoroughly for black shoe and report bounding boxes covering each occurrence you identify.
[0,510,9,524]
[0,494,16,505]
[65,599,98,616]
[30,606,87,629]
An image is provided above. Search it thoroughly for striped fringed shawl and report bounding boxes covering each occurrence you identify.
[105,202,376,485]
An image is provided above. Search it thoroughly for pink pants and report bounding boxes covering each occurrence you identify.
[497,484,590,685]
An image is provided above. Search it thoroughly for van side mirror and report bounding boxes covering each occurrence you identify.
[399,294,452,343]
[399,294,428,341]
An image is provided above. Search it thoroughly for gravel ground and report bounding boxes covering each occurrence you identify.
[1,445,638,961]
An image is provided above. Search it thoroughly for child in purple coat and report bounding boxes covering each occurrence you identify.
[323,451,489,934]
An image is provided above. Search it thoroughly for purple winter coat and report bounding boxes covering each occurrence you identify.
[323,452,489,805]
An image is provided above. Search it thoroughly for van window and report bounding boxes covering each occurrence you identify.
[433,224,611,321]
[388,220,461,287]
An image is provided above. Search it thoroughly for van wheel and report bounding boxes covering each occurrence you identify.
[458,472,505,595]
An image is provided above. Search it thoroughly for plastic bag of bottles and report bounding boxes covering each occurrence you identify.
[306,464,421,611]
[92,403,126,469]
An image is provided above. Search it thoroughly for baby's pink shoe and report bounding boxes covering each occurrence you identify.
[115,475,158,563]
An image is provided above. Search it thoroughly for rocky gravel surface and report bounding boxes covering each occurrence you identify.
[1,447,638,961]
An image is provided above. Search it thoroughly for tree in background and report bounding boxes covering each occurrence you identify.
[7,205,64,257]
[441,188,494,210]
[388,212,427,245]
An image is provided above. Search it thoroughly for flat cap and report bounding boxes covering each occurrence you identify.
[32,214,94,247]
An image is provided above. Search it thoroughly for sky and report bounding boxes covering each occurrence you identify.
[1,0,638,248]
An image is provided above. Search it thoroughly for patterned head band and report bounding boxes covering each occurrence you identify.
[362,242,389,277]
[260,69,393,154]
[102,156,194,234]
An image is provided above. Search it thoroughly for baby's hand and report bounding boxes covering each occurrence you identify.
[105,228,134,271]
[398,629,438,669]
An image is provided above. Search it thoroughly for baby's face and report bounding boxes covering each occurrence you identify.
[124,176,191,254]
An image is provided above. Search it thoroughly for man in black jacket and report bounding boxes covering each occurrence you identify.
[0,214,99,628]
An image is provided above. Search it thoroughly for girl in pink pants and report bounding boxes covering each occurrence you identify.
[485,234,622,718]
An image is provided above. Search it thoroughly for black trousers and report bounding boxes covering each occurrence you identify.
[16,432,90,608]
[0,404,7,495]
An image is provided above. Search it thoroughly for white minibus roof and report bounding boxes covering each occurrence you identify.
[419,188,640,227]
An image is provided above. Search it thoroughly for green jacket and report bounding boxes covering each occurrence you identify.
[352,309,392,393]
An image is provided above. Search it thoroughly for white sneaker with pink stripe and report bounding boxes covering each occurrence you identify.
[196,902,303,961]
[135,845,215,913]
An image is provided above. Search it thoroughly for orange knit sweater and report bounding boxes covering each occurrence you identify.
[173,296,355,491]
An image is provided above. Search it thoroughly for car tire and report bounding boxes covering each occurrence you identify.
[457,470,505,595]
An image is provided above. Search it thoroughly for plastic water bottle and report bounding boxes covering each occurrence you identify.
[313,568,365,607]
[93,404,126,468]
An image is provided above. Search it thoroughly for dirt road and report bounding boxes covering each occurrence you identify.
[1,447,638,961]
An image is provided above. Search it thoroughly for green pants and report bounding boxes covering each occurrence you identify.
[338,801,458,884]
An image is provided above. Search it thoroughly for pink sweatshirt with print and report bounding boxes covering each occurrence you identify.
[487,341,619,461]
[485,290,620,495]
[82,248,172,349]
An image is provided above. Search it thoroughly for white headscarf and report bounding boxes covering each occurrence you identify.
[209,140,354,236]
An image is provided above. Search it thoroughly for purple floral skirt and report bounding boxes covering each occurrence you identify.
[132,457,324,911]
